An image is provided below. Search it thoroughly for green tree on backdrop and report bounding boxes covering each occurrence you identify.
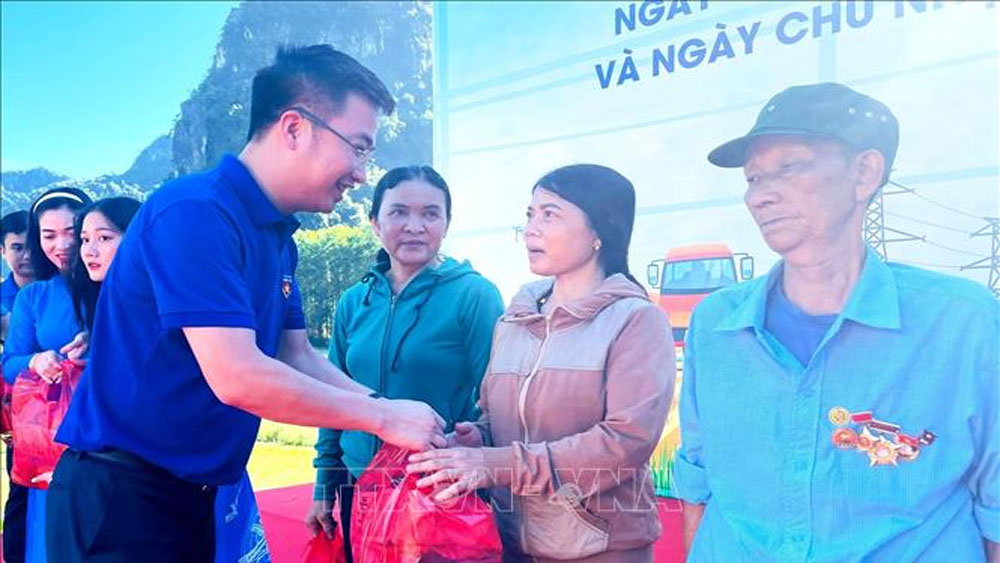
[294,225,381,347]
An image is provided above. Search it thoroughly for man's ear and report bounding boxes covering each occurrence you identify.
[852,149,886,203]
[276,110,306,150]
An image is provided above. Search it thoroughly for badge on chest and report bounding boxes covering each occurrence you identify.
[828,406,935,467]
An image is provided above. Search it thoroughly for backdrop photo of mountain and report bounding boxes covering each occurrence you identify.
[1,1,433,345]
[2,1,431,220]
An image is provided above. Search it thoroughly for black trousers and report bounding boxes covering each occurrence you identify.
[45,449,217,563]
[3,444,28,563]
[338,477,356,563]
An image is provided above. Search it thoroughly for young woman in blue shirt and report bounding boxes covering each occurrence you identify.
[2,187,93,562]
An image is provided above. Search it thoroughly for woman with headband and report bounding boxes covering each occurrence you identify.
[407,164,676,562]
[2,194,269,563]
[3,186,92,562]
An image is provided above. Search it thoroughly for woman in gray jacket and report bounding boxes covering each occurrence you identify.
[408,164,676,562]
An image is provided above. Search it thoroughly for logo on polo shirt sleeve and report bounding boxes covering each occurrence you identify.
[828,406,935,467]
[281,275,293,299]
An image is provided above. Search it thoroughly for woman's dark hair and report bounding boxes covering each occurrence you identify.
[370,165,452,221]
[533,164,642,288]
[27,187,93,281]
[369,165,452,267]
[70,197,142,330]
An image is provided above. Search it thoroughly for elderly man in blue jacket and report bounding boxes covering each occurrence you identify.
[674,83,999,562]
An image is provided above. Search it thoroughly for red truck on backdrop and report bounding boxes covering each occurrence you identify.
[647,243,755,346]
[646,244,755,495]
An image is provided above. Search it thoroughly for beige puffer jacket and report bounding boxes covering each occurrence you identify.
[475,274,676,561]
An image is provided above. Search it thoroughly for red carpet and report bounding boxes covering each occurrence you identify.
[256,485,685,563]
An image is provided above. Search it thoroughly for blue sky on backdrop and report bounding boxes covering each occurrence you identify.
[1,1,238,178]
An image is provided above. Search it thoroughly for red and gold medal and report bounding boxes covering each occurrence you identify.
[856,427,876,451]
[867,438,899,467]
[828,407,850,427]
[827,407,933,468]
[896,443,919,461]
[832,427,858,449]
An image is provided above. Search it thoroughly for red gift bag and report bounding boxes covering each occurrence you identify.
[301,532,347,563]
[10,360,83,489]
[351,444,503,563]
[1,381,13,440]
[301,498,348,563]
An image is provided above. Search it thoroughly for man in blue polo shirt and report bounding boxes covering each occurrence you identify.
[1,210,33,343]
[1,209,33,563]
[47,45,447,562]
[674,83,999,561]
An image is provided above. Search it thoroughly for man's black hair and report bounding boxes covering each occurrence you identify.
[0,210,29,246]
[246,44,395,141]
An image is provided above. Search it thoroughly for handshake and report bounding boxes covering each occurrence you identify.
[369,397,480,453]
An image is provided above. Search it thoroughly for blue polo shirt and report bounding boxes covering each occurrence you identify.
[674,248,999,562]
[1,273,20,316]
[57,154,304,485]
[2,275,80,384]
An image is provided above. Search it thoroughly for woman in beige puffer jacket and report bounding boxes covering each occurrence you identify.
[408,164,676,562]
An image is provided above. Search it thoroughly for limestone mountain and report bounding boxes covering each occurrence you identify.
[2,1,432,229]
[119,134,174,190]
[169,0,432,229]
[1,168,71,214]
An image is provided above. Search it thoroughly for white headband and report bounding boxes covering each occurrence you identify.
[32,191,85,214]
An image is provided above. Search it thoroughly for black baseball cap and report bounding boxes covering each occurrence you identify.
[708,82,899,176]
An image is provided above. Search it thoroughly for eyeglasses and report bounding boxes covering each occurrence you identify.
[287,106,375,163]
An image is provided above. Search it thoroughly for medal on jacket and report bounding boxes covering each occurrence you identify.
[828,406,933,468]
[831,427,858,449]
[867,437,898,466]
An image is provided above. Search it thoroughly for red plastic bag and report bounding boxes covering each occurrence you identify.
[301,498,347,563]
[351,444,503,563]
[1,381,13,441]
[301,531,347,563]
[10,360,83,489]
